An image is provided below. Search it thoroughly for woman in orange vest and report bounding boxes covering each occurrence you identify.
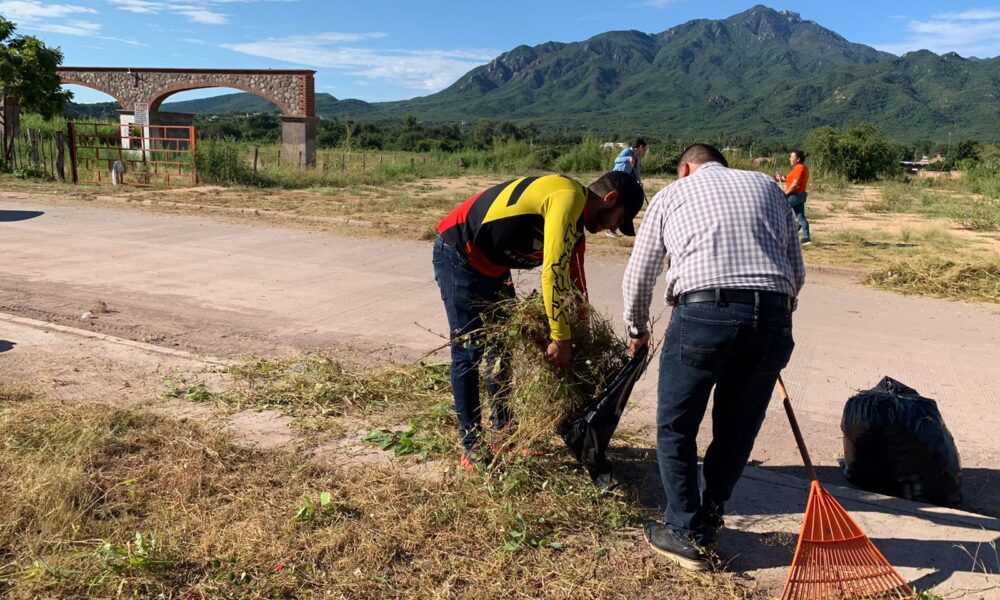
[776,150,811,245]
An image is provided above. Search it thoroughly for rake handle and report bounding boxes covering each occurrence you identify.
[776,375,818,482]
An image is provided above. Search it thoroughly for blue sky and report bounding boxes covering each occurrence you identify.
[4,0,1000,105]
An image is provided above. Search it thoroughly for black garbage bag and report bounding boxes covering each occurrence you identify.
[558,345,649,485]
[841,376,962,506]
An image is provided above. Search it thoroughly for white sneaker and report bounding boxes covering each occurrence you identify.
[604,230,621,238]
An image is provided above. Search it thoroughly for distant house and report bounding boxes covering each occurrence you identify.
[901,153,945,174]
[601,142,627,150]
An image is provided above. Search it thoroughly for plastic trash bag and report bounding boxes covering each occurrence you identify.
[559,345,649,486]
[841,376,962,506]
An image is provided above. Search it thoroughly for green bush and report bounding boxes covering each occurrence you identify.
[806,124,900,182]
[195,139,267,186]
[554,137,610,173]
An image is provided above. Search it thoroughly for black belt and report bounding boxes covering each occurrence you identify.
[678,289,795,311]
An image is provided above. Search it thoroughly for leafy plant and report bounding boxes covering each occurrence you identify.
[161,379,213,403]
[364,421,447,459]
[293,491,344,521]
[93,532,172,574]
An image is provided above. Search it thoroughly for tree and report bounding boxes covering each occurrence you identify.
[805,124,899,182]
[0,17,71,118]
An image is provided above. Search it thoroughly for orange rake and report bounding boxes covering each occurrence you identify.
[776,376,914,600]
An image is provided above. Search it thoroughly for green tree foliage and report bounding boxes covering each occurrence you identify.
[0,17,71,118]
[805,124,900,182]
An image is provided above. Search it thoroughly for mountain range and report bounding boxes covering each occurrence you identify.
[65,5,1000,143]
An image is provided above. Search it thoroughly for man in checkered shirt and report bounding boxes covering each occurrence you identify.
[623,144,805,571]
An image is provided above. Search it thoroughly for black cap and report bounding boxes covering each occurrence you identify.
[601,171,645,236]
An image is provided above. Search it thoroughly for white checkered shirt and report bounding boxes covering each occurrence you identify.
[622,162,806,335]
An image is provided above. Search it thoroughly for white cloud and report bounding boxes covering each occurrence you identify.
[176,8,228,24]
[0,0,142,44]
[875,9,1000,58]
[106,0,296,25]
[222,33,499,91]
[0,1,95,20]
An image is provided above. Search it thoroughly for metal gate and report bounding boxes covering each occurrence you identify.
[68,122,197,187]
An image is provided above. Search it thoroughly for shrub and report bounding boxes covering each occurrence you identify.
[194,139,266,186]
[554,137,610,173]
[806,124,900,182]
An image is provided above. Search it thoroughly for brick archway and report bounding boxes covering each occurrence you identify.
[58,67,317,165]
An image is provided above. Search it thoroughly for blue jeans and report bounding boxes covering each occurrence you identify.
[787,192,810,241]
[432,237,514,450]
[656,300,795,543]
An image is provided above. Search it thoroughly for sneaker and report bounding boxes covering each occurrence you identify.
[459,450,492,473]
[644,523,709,571]
[801,239,811,246]
[604,229,621,238]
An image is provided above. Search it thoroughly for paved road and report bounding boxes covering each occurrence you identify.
[2,197,998,473]
[3,196,1000,594]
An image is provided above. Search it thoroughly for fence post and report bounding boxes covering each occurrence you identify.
[56,131,65,182]
[67,123,78,184]
[190,126,198,186]
[362,153,366,170]
[253,147,259,173]
[298,150,303,169]
[379,154,383,168]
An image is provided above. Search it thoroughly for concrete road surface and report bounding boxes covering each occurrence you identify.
[2,196,999,597]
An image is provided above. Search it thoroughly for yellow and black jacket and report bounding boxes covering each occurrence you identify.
[437,175,588,340]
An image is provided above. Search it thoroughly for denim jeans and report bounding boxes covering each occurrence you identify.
[432,237,514,450]
[787,192,810,241]
[656,299,795,543]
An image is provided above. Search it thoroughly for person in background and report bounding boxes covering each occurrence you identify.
[775,149,811,245]
[607,138,648,237]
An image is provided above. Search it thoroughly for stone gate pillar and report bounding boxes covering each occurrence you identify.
[281,116,317,167]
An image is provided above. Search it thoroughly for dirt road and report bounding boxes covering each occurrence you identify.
[3,193,998,483]
[3,193,999,478]
[4,193,1000,595]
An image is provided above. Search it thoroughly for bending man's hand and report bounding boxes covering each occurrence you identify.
[628,332,650,358]
[546,339,573,371]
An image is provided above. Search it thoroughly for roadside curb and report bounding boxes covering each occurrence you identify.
[0,311,231,366]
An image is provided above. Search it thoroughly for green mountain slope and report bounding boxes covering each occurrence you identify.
[63,5,1000,142]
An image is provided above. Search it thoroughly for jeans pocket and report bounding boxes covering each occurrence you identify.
[758,325,795,373]
[679,312,738,370]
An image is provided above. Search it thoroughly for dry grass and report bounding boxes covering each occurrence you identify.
[480,294,634,452]
[866,257,1000,303]
[0,383,761,600]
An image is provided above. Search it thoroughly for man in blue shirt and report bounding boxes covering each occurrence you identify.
[607,138,647,237]
[613,137,647,188]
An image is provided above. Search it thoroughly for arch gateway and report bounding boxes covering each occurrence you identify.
[58,67,317,166]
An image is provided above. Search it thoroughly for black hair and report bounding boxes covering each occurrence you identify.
[791,149,807,163]
[591,171,645,207]
[679,143,728,168]
[632,137,647,149]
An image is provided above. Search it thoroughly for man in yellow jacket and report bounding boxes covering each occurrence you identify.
[434,172,644,470]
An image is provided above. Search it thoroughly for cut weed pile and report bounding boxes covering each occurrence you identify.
[866,257,1000,303]
[480,294,638,453]
[165,352,451,417]
[0,384,760,599]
